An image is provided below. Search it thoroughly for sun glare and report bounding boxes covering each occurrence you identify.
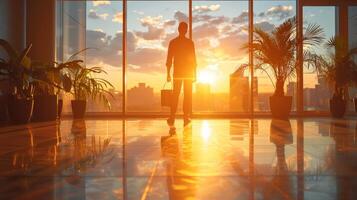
[197,68,217,85]
[201,121,212,142]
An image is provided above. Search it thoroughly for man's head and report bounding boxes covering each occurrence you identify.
[178,22,188,36]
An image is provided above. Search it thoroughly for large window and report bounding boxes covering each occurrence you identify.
[254,1,297,112]
[348,6,357,112]
[302,7,336,112]
[126,1,188,112]
[86,1,123,112]
[192,1,249,113]
[55,1,357,115]
[57,0,123,113]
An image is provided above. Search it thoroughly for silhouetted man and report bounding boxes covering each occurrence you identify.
[166,22,196,126]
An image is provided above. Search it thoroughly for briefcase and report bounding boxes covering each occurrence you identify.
[161,82,172,107]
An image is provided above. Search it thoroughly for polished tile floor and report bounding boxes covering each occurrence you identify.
[0,118,356,200]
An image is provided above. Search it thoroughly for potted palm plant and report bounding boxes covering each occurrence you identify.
[0,39,34,124]
[314,36,357,118]
[245,17,324,118]
[63,60,114,118]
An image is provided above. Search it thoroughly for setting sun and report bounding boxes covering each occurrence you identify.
[197,69,217,85]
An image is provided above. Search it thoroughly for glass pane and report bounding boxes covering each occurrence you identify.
[85,0,123,112]
[254,1,297,112]
[126,1,188,112]
[57,1,123,113]
[348,6,357,112]
[192,1,249,113]
[61,1,86,113]
[55,0,63,62]
[303,7,335,111]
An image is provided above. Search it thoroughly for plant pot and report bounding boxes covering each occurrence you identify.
[330,98,346,118]
[269,95,292,119]
[58,99,63,119]
[71,100,86,119]
[32,95,58,122]
[8,96,34,124]
[0,95,8,121]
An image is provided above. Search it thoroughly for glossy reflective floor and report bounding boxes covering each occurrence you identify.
[0,118,357,200]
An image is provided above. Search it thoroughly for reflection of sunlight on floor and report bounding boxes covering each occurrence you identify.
[200,120,212,142]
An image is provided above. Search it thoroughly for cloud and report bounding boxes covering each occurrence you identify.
[135,26,165,40]
[232,11,249,24]
[162,32,177,48]
[133,10,144,15]
[128,48,165,72]
[84,29,166,73]
[216,30,248,59]
[193,14,214,23]
[135,15,165,40]
[193,14,228,26]
[85,30,137,68]
[193,23,219,39]
[254,21,275,32]
[222,25,233,33]
[139,15,163,26]
[164,20,176,27]
[259,5,294,20]
[92,1,111,7]
[210,16,229,25]
[174,11,188,23]
[88,9,109,20]
[194,38,211,49]
[193,4,220,13]
[112,12,123,23]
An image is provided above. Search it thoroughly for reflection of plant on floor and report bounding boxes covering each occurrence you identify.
[59,120,114,182]
[73,135,114,169]
[60,133,114,186]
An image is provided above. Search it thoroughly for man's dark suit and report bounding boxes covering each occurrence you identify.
[166,36,196,117]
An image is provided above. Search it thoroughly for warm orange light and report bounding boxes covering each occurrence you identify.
[197,67,217,85]
[200,120,212,142]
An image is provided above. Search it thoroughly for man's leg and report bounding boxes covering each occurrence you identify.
[168,79,182,125]
[183,80,193,121]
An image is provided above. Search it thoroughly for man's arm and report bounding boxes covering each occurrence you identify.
[166,41,173,82]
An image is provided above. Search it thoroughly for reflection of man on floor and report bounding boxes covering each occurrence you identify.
[161,125,197,199]
[166,22,197,126]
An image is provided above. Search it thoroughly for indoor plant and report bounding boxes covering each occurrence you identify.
[314,36,357,118]
[64,60,114,118]
[0,39,34,124]
[31,62,60,121]
[31,59,73,120]
[243,17,324,118]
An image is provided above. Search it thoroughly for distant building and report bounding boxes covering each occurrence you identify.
[287,82,297,109]
[303,88,316,110]
[315,75,331,110]
[303,76,331,111]
[127,83,154,110]
[229,67,258,112]
[257,93,271,111]
[195,83,212,110]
